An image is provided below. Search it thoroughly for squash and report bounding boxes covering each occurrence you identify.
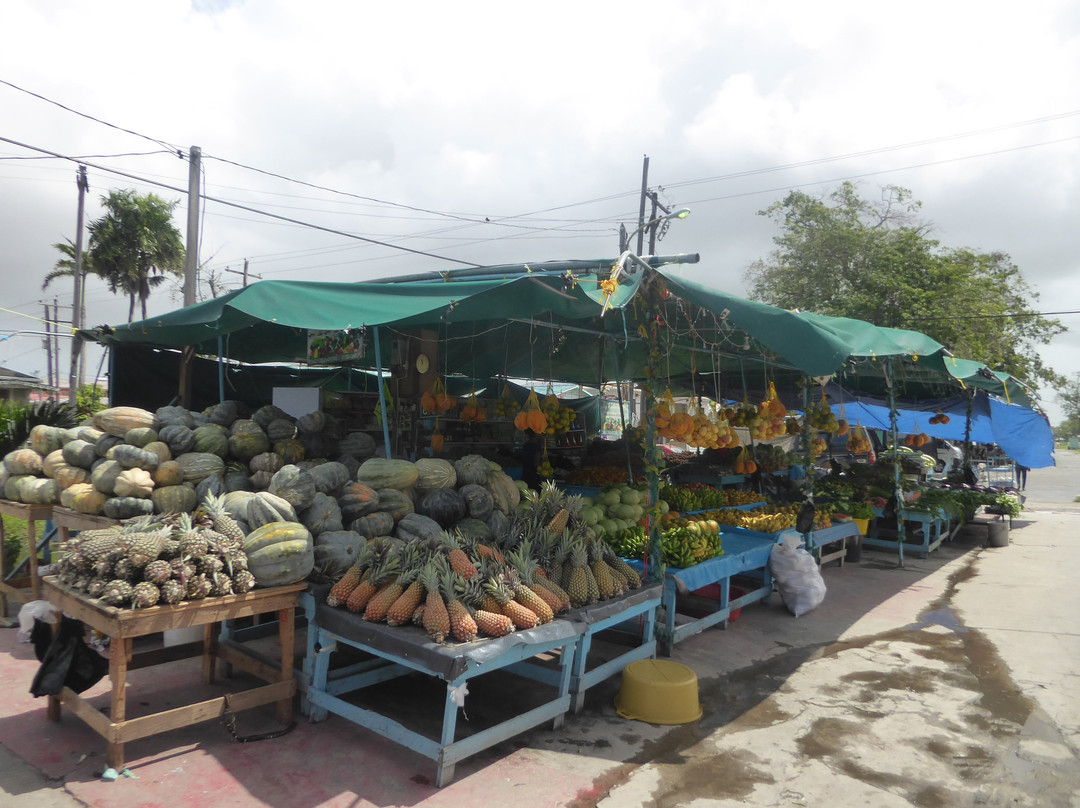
[246,491,298,528]
[153,460,185,487]
[18,477,59,505]
[155,405,195,428]
[453,517,494,543]
[192,424,230,457]
[299,431,336,460]
[61,440,97,470]
[151,483,198,514]
[61,482,108,514]
[453,454,492,486]
[4,475,31,502]
[266,419,297,444]
[75,425,104,444]
[208,400,241,427]
[373,488,414,521]
[4,449,43,476]
[229,428,270,462]
[414,457,457,493]
[224,469,253,492]
[269,465,317,511]
[174,452,226,483]
[249,470,274,490]
[54,464,91,490]
[42,449,66,478]
[124,427,159,448]
[142,441,172,465]
[417,488,467,528]
[351,511,395,539]
[300,492,344,536]
[337,482,379,523]
[298,410,326,433]
[91,459,125,495]
[252,404,292,430]
[250,452,285,475]
[459,483,495,521]
[158,424,197,456]
[108,443,160,471]
[0,466,8,493]
[29,425,66,456]
[313,530,365,577]
[221,490,256,521]
[356,458,419,491]
[242,522,314,586]
[114,467,154,498]
[274,439,305,464]
[486,470,521,514]
[394,512,443,542]
[308,461,350,495]
[338,431,376,459]
[104,496,154,519]
[93,406,157,437]
[95,433,124,458]
[486,509,510,540]
[196,474,227,501]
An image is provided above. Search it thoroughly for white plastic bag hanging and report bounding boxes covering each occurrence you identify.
[769,533,827,617]
[16,600,56,643]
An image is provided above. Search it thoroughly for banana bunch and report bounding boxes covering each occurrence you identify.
[740,511,797,532]
[660,526,724,568]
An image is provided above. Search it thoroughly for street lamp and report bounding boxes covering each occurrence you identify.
[619,205,691,253]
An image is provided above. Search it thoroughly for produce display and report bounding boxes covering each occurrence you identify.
[659,483,763,513]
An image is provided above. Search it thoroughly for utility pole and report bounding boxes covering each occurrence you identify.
[43,302,53,395]
[53,299,60,399]
[225,260,262,287]
[68,165,89,406]
[183,146,201,307]
[635,155,649,255]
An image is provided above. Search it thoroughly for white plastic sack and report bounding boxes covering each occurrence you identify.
[17,600,56,643]
[769,533,826,617]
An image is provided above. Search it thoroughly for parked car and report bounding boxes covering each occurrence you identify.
[930,439,964,474]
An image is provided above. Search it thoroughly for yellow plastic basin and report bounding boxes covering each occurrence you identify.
[615,659,702,725]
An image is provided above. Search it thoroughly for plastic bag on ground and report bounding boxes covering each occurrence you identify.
[769,532,827,617]
[16,600,55,643]
[30,616,110,697]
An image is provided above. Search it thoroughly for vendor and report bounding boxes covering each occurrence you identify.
[521,430,542,491]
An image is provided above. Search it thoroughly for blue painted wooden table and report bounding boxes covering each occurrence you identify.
[864,507,949,558]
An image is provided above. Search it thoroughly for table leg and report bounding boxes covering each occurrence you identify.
[106,637,131,771]
[27,520,39,601]
[276,607,295,725]
[46,613,62,721]
[202,623,218,684]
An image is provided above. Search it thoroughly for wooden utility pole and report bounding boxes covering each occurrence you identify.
[635,155,649,255]
[68,165,89,406]
[43,301,53,395]
[182,146,201,307]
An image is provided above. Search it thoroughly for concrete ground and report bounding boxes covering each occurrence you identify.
[1,453,1077,807]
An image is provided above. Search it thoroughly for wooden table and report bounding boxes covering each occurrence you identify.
[49,507,119,544]
[42,577,305,770]
[0,499,52,604]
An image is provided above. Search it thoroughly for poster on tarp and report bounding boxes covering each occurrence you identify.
[307,328,365,364]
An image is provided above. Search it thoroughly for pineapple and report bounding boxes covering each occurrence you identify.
[231,569,257,594]
[420,561,450,643]
[77,530,124,569]
[471,607,516,638]
[160,578,186,605]
[589,539,617,600]
[202,492,246,546]
[603,544,641,589]
[143,559,173,586]
[186,573,213,600]
[385,567,425,627]
[101,579,134,607]
[364,572,406,623]
[484,577,538,630]
[506,570,554,624]
[442,569,478,643]
[112,556,137,582]
[327,564,363,608]
[349,550,400,615]
[131,581,161,609]
[210,571,234,597]
[126,526,169,568]
[566,541,590,607]
[442,532,478,580]
[176,513,209,560]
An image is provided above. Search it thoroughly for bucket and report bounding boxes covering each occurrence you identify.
[852,517,870,536]
[987,521,1009,547]
[615,659,702,725]
[846,536,863,562]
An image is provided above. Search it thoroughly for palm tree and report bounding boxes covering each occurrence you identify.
[43,238,93,325]
[86,190,185,322]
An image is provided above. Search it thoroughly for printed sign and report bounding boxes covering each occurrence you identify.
[307,328,365,364]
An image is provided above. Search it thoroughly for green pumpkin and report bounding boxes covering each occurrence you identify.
[242,521,314,586]
[356,458,419,491]
[192,424,230,457]
[229,428,271,462]
[151,483,198,514]
[174,452,227,482]
[274,439,305,464]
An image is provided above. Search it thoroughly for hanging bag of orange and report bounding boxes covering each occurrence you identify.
[514,387,549,434]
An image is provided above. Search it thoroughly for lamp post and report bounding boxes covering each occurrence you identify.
[619,205,691,254]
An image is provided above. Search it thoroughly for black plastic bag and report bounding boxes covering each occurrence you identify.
[796,501,815,534]
[29,617,109,697]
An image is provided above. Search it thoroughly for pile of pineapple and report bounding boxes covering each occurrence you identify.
[50,493,255,609]
[325,482,641,644]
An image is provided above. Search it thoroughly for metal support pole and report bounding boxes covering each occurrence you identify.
[373,327,393,459]
[887,359,905,566]
[68,165,88,405]
[183,146,201,307]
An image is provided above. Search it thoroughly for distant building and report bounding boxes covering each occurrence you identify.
[0,366,49,404]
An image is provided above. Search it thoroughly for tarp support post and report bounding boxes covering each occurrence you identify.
[373,326,392,459]
[218,337,225,403]
[607,337,634,485]
[887,358,905,567]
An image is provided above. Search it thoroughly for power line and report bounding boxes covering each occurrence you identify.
[909,309,1080,321]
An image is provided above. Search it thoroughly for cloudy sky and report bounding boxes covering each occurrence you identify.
[2,1,1078,422]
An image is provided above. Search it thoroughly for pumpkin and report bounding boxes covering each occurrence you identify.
[242,522,314,586]
[61,482,107,514]
[313,530,365,577]
[268,465,317,511]
[53,464,91,490]
[192,424,230,457]
[356,458,419,491]
[274,439,305,464]
[159,424,197,456]
[298,410,326,433]
[196,474,227,501]
[42,449,66,478]
[4,475,31,502]
[174,452,227,483]
[151,483,198,514]
[266,419,297,444]
[124,427,159,447]
[95,433,124,458]
[93,406,157,437]
[29,425,66,456]
[155,405,195,428]
[453,517,494,543]
[91,459,125,494]
[300,492,344,536]
[221,490,256,521]
[336,453,361,479]
[414,457,457,493]
[75,425,105,444]
[486,509,510,540]
[246,491,298,528]
[417,488,467,528]
[351,511,395,539]
[0,466,8,492]
[4,449,43,476]
[252,404,292,430]
[229,428,270,462]
[154,460,185,487]
[142,441,172,465]
[229,418,262,437]
[459,483,495,521]
[208,400,241,427]
[308,461,350,495]
[108,443,160,471]
[18,477,59,505]
[249,470,274,490]
[486,470,521,514]
[453,454,491,486]
[372,488,414,521]
[114,467,154,498]
[250,452,285,475]
[337,482,380,523]
[394,512,443,542]
[224,469,253,492]
[104,496,155,519]
[338,431,376,459]
[59,440,95,470]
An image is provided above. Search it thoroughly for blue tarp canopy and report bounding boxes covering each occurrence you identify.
[827,386,1054,469]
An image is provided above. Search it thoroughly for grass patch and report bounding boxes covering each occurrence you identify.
[1,515,28,575]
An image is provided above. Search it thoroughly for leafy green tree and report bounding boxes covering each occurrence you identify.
[86,189,185,322]
[1056,374,1080,435]
[745,182,1066,391]
[76,383,108,421]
